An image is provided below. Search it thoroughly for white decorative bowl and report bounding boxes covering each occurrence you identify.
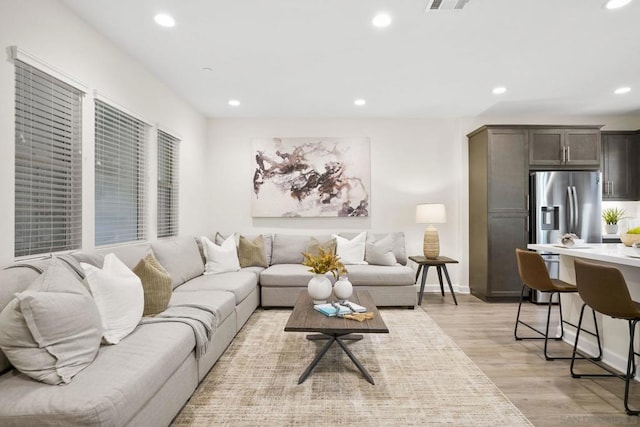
[621,234,640,247]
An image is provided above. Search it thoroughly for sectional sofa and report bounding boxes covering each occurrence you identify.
[0,231,416,426]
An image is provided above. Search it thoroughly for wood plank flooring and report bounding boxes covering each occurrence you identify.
[421,293,640,426]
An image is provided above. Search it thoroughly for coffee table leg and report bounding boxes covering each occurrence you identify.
[335,337,375,385]
[298,336,336,384]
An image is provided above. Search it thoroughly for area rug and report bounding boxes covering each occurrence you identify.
[172,308,532,426]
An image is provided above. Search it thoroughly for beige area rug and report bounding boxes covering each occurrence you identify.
[173,308,532,426]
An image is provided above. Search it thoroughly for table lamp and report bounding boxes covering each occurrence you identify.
[416,203,446,259]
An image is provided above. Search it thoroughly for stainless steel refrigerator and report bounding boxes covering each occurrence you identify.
[529,171,602,302]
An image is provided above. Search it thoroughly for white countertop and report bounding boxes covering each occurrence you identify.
[527,243,640,268]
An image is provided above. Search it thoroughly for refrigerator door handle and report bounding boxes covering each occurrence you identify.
[567,186,574,233]
[571,186,579,232]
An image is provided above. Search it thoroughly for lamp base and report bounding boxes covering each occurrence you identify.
[423,226,440,260]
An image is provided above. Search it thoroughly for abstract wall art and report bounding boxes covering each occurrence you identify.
[252,137,370,217]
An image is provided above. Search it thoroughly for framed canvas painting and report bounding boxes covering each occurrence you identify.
[252,137,370,217]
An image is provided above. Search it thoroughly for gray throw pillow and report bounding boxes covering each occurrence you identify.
[271,234,310,265]
[0,257,103,385]
[365,234,398,266]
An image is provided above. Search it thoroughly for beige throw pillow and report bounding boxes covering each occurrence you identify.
[238,235,268,268]
[306,237,337,257]
[133,253,172,316]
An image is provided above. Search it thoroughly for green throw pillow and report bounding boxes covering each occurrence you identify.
[238,235,268,268]
[133,253,172,316]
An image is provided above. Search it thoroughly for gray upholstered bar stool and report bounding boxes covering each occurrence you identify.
[514,249,601,360]
[571,259,640,416]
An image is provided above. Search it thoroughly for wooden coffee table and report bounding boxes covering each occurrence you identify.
[284,290,389,385]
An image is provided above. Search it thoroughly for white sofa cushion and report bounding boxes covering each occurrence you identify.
[81,254,144,345]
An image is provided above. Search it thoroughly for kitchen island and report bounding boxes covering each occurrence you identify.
[527,243,640,375]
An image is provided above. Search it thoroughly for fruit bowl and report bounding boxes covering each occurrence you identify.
[620,233,640,247]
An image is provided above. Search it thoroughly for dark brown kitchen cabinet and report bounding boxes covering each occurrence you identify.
[529,127,601,168]
[468,126,529,300]
[601,131,637,201]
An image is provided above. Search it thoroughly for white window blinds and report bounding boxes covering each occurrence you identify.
[94,100,146,246]
[157,130,180,238]
[14,60,83,257]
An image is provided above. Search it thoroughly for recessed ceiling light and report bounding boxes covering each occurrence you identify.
[154,13,176,28]
[492,86,507,94]
[605,0,632,10]
[354,99,367,106]
[614,86,631,94]
[228,99,241,107]
[372,13,392,28]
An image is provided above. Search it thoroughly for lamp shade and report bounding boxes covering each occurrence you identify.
[416,203,446,224]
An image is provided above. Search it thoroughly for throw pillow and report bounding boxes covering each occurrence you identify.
[306,237,337,257]
[202,235,241,274]
[332,232,368,265]
[238,235,268,268]
[0,257,103,385]
[271,234,310,265]
[81,253,144,345]
[365,233,398,266]
[132,253,172,316]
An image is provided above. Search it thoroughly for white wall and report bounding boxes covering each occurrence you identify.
[207,118,467,289]
[208,115,640,291]
[0,0,209,267]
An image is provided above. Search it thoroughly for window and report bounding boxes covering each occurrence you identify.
[14,60,83,257]
[157,130,180,238]
[94,100,146,245]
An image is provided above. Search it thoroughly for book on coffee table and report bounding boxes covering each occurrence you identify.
[313,301,367,317]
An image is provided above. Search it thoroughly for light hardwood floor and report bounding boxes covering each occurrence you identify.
[422,293,640,427]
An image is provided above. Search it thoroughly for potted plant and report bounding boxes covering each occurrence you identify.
[602,207,626,234]
[302,248,348,304]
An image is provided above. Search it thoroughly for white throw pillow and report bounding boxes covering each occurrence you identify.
[332,232,368,265]
[81,253,144,345]
[202,235,241,274]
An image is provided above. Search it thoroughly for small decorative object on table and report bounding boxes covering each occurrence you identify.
[302,248,347,304]
[333,276,353,301]
[313,301,367,317]
[559,233,584,247]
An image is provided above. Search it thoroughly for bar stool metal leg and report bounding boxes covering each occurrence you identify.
[571,307,637,415]
[516,287,601,361]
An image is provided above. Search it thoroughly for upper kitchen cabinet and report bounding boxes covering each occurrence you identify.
[602,131,638,201]
[528,127,601,169]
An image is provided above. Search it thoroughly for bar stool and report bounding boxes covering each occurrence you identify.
[571,259,640,416]
[514,249,601,360]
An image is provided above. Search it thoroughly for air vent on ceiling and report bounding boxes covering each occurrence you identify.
[425,0,470,11]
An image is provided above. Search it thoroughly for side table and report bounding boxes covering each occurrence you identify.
[408,255,459,306]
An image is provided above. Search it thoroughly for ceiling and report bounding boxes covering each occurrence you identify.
[63,0,640,118]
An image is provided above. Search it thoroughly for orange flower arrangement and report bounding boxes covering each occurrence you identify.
[302,247,347,279]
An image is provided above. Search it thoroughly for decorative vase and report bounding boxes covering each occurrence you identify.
[605,224,619,235]
[307,274,332,304]
[333,276,353,301]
